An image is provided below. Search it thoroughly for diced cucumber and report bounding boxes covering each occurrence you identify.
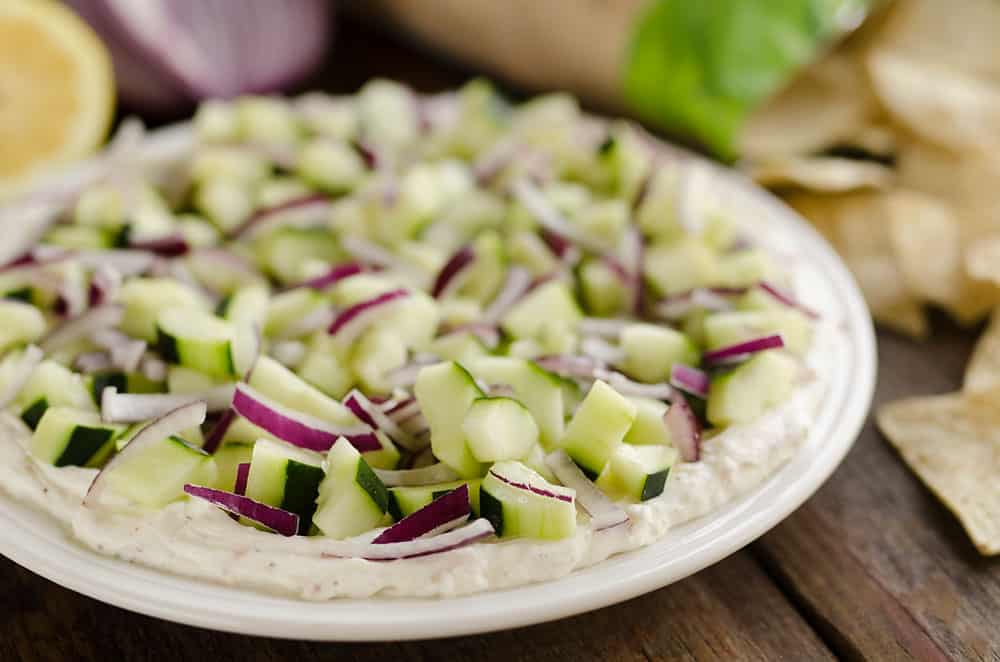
[506,230,560,277]
[104,434,217,508]
[357,79,419,149]
[296,139,365,194]
[190,147,271,185]
[595,444,677,502]
[245,439,325,534]
[361,430,402,470]
[429,331,488,363]
[248,356,359,427]
[458,231,506,303]
[595,122,651,202]
[255,227,342,285]
[413,361,485,478]
[44,225,115,249]
[313,439,389,539]
[479,461,576,540]
[501,280,582,339]
[703,310,812,356]
[16,361,96,430]
[193,178,255,233]
[559,380,637,478]
[716,250,779,288]
[237,96,301,145]
[464,356,565,449]
[74,184,124,229]
[166,365,219,394]
[643,237,718,297]
[624,397,673,446]
[117,278,209,341]
[437,297,483,327]
[351,327,407,395]
[577,258,626,316]
[295,332,354,400]
[575,199,629,245]
[331,276,440,351]
[256,177,314,209]
[264,288,325,338]
[0,301,46,354]
[620,324,700,383]
[29,407,123,467]
[211,441,253,491]
[706,351,799,427]
[463,397,539,462]
[155,308,236,380]
[88,370,162,405]
[193,102,240,144]
[387,479,481,521]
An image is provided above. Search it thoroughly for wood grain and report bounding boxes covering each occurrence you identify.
[0,550,831,662]
[754,315,1000,661]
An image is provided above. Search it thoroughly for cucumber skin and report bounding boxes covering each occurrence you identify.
[478,488,504,537]
[640,468,670,502]
[20,397,48,430]
[355,459,389,514]
[56,426,115,468]
[281,460,325,535]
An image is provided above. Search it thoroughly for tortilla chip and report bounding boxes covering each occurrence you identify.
[848,254,927,339]
[742,54,876,159]
[965,236,1000,286]
[836,122,898,160]
[748,156,894,192]
[867,51,1000,154]
[878,389,1000,555]
[964,309,1000,393]
[885,190,963,306]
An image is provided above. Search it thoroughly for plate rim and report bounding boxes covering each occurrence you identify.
[0,121,876,641]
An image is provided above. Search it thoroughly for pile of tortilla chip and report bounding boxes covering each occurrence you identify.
[742,0,1000,339]
[743,0,1000,555]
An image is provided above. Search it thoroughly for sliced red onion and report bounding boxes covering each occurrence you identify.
[73,352,114,374]
[373,462,459,487]
[620,227,644,315]
[702,334,785,367]
[578,317,630,339]
[665,397,701,462]
[0,345,43,409]
[85,401,207,507]
[473,139,519,185]
[231,383,378,453]
[487,468,574,503]
[482,266,531,324]
[670,364,710,399]
[373,484,470,544]
[581,337,626,366]
[436,323,501,350]
[431,244,476,299]
[0,201,64,269]
[230,194,332,239]
[383,396,419,420]
[202,408,236,455]
[540,229,581,265]
[335,519,495,561]
[56,271,89,318]
[294,262,366,291]
[534,354,604,380]
[187,249,263,288]
[129,233,189,257]
[91,328,147,372]
[512,179,606,255]
[654,287,744,320]
[351,139,382,171]
[758,281,819,320]
[274,306,335,340]
[73,249,157,276]
[594,368,677,402]
[270,340,306,368]
[101,384,236,422]
[340,236,427,287]
[545,450,628,531]
[184,484,299,537]
[41,304,124,353]
[89,264,123,307]
[140,354,167,382]
[344,389,424,451]
[327,289,409,348]
[234,462,250,496]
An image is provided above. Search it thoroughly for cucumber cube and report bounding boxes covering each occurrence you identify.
[414,361,485,478]
[245,439,325,534]
[463,397,539,462]
[624,397,673,446]
[500,280,581,339]
[643,237,718,296]
[595,444,677,502]
[559,380,637,477]
[706,351,799,427]
[313,439,389,539]
[30,407,123,467]
[480,461,577,540]
[620,323,700,383]
[704,310,812,356]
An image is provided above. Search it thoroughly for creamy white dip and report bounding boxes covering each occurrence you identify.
[0,320,837,600]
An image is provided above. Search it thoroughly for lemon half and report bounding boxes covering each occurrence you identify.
[0,0,115,198]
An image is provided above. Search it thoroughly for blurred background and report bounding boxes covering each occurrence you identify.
[5,0,999,340]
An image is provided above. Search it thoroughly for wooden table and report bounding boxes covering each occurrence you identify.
[4,16,997,662]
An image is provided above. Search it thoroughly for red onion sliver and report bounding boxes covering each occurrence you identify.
[85,401,207,508]
[92,328,147,372]
[89,264,123,306]
[234,463,250,496]
[327,289,409,348]
[202,408,236,455]
[593,368,677,402]
[511,179,606,255]
[294,262,366,290]
[620,226,644,315]
[344,389,423,451]
[0,345,43,409]
[578,317,630,339]
[74,249,157,276]
[534,354,604,380]
[101,384,236,422]
[74,352,114,374]
[431,244,475,299]
[340,236,428,287]
[759,281,819,319]
[229,193,332,239]
[581,337,626,366]
[373,484,471,544]
[437,323,501,350]
[702,334,785,367]
[374,462,459,487]
[41,304,124,353]
[670,364,709,399]
[487,469,574,503]
[545,450,628,531]
[482,266,531,324]
[665,398,702,462]
[129,233,189,257]
[231,383,378,453]
[346,519,495,561]
[184,484,299,537]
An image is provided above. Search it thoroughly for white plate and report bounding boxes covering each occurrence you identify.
[0,122,875,641]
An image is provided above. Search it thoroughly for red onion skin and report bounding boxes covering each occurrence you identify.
[372,484,470,544]
[702,334,785,367]
[184,484,299,537]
